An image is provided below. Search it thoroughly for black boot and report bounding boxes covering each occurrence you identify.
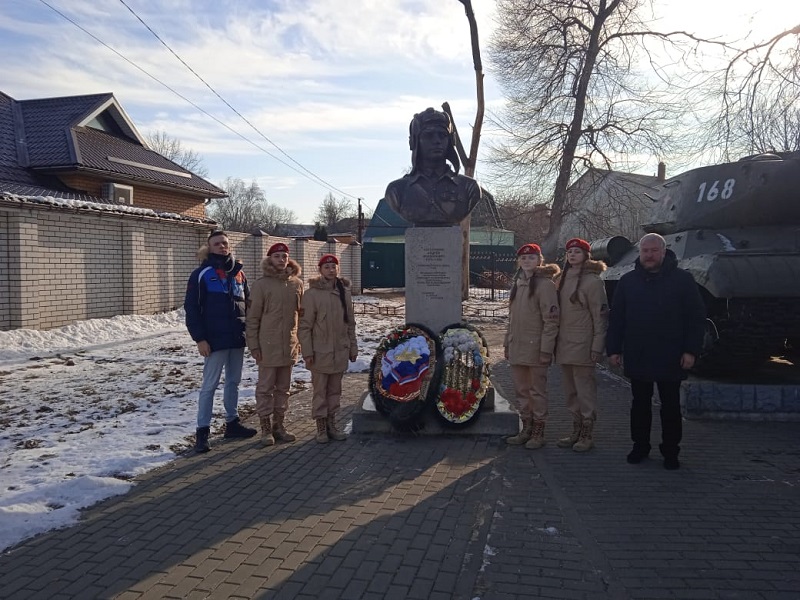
[626,444,650,464]
[195,427,211,453]
[224,417,257,439]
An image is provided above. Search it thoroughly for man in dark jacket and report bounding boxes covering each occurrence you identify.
[606,233,705,470]
[185,230,256,452]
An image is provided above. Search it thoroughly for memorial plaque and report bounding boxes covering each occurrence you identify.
[405,226,462,332]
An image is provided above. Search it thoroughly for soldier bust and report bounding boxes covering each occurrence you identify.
[385,108,482,226]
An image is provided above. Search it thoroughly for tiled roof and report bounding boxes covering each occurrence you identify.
[0,92,19,168]
[1,90,225,199]
[74,127,224,196]
[1,95,92,198]
[20,93,112,166]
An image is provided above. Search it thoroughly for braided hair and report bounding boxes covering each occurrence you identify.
[335,277,349,323]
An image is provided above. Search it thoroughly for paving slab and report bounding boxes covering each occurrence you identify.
[0,358,798,600]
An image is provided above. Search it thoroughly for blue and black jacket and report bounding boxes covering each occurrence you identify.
[184,252,250,352]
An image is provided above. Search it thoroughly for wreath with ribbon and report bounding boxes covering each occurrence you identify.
[369,322,441,430]
[432,322,492,428]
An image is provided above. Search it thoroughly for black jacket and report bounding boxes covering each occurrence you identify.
[606,250,706,381]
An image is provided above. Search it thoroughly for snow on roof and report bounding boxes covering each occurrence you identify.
[0,191,216,225]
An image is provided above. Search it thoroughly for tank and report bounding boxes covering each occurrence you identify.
[595,151,800,374]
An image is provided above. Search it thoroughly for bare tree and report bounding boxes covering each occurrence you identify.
[489,0,702,252]
[145,130,209,178]
[208,177,295,233]
[314,193,355,228]
[703,24,800,159]
[494,191,550,248]
[452,0,487,299]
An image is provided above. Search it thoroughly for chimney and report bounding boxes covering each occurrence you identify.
[657,161,666,182]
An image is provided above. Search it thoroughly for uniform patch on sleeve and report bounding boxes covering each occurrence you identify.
[548,305,560,320]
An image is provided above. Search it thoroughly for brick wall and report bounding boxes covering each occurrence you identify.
[0,211,8,327]
[0,202,361,331]
[292,240,362,292]
[57,173,207,219]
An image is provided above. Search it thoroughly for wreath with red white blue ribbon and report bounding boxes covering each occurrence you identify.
[369,322,441,429]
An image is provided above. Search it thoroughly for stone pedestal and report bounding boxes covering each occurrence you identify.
[404,226,462,333]
[351,387,520,436]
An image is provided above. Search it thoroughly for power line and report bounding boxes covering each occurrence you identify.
[114,0,357,200]
[36,0,358,201]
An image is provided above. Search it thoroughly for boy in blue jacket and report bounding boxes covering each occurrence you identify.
[185,230,256,452]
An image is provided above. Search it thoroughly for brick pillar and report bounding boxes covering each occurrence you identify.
[348,242,362,295]
[7,213,40,329]
[122,223,142,315]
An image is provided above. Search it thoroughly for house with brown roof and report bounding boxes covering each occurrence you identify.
[555,166,666,250]
[0,90,225,217]
[0,90,365,331]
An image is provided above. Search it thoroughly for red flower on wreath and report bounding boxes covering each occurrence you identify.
[441,388,463,414]
[471,378,480,391]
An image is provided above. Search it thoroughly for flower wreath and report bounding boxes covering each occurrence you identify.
[433,322,491,427]
[369,322,441,429]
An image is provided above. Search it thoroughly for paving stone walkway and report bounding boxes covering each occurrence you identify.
[1,362,798,600]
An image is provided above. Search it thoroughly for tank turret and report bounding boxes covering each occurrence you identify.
[644,152,800,235]
[598,152,800,374]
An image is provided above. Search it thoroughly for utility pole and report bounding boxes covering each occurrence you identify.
[357,198,364,244]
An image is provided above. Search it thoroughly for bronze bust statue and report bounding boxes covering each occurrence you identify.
[385,108,482,226]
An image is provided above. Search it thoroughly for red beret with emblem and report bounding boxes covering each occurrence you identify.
[267,243,289,256]
[565,238,591,253]
[318,254,339,267]
[516,243,541,256]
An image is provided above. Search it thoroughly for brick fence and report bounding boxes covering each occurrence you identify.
[0,196,361,331]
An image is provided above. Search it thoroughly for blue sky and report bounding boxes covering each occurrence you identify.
[1,0,795,222]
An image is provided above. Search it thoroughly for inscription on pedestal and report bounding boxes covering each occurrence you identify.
[405,227,462,333]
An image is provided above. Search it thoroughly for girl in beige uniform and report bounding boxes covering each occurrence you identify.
[298,254,358,443]
[246,243,303,447]
[555,237,608,452]
[504,243,561,449]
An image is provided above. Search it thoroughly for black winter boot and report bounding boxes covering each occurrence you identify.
[224,417,257,439]
[195,427,211,453]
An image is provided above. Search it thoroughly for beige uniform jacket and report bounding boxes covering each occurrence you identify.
[504,264,561,366]
[245,258,303,367]
[298,276,357,374]
[555,260,609,366]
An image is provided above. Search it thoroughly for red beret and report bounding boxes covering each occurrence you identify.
[267,243,289,256]
[318,254,339,267]
[516,243,541,256]
[565,238,591,253]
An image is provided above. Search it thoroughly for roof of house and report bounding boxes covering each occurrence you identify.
[568,168,662,199]
[0,90,224,199]
[363,198,411,239]
[272,223,318,238]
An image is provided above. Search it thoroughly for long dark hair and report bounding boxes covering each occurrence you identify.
[335,277,349,323]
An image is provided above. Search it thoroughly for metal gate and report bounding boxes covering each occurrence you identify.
[362,243,405,288]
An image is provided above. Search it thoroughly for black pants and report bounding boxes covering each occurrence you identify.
[630,379,682,458]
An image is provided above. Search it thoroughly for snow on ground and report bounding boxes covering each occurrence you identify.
[0,290,509,552]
